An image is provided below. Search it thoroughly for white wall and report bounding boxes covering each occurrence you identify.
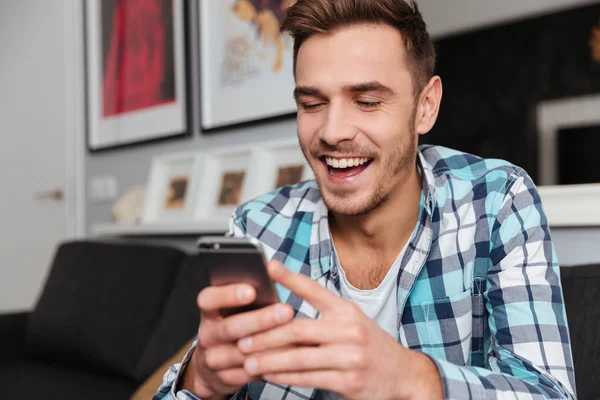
[419,0,599,38]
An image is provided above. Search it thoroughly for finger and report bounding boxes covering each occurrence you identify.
[198,284,256,319]
[244,345,363,375]
[263,370,349,394]
[238,319,367,353]
[267,260,340,313]
[201,303,294,346]
[204,345,246,370]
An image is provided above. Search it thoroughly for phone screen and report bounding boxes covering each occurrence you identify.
[197,237,280,317]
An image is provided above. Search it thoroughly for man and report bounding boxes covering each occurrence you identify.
[155,1,576,399]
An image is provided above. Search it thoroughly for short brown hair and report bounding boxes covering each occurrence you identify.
[281,0,436,97]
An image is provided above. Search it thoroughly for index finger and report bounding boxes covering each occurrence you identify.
[267,260,340,313]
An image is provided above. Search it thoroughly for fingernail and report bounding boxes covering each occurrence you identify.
[271,261,284,276]
[274,306,289,323]
[245,357,257,374]
[237,286,253,302]
[239,337,252,350]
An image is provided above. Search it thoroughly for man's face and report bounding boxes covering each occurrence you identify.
[294,24,419,216]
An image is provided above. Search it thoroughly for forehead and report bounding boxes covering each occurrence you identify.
[295,24,411,89]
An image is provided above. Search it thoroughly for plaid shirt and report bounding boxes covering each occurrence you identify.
[155,145,576,400]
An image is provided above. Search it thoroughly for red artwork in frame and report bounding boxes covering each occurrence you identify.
[101,0,176,117]
[85,0,188,151]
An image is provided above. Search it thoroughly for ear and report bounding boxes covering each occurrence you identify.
[414,76,443,135]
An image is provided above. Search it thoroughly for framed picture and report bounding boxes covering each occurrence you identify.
[250,138,314,196]
[193,147,253,220]
[142,152,200,223]
[198,0,297,130]
[275,164,306,187]
[84,0,189,151]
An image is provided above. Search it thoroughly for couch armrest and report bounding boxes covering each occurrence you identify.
[0,312,29,364]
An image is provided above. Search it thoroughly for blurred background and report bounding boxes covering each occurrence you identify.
[0,1,599,399]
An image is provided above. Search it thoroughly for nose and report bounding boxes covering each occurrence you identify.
[318,101,358,146]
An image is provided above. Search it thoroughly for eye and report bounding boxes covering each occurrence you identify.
[356,101,382,109]
[301,103,324,112]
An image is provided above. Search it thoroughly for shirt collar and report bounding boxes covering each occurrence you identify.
[417,149,437,218]
[308,147,437,280]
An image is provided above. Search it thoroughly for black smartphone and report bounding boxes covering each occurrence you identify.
[196,235,280,318]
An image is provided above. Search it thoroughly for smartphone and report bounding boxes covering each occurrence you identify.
[196,235,280,317]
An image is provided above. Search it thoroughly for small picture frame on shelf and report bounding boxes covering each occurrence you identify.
[217,170,246,206]
[248,139,314,198]
[142,152,200,224]
[275,164,305,188]
[193,147,253,221]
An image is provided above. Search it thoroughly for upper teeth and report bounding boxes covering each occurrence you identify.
[325,157,370,169]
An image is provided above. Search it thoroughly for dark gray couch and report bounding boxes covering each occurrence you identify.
[559,263,600,400]
[0,240,210,399]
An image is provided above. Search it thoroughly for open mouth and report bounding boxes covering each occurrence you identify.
[322,156,373,179]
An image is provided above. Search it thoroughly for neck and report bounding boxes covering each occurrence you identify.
[329,166,422,255]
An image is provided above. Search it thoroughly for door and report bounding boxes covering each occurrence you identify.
[0,0,83,313]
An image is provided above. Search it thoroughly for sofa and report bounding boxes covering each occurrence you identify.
[0,240,210,399]
[0,240,598,399]
[558,264,600,400]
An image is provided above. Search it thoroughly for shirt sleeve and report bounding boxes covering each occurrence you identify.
[153,215,248,400]
[152,340,199,400]
[431,171,577,399]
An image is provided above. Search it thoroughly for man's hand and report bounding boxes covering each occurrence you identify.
[236,261,444,400]
[180,279,295,398]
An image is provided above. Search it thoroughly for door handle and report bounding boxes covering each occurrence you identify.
[34,188,64,201]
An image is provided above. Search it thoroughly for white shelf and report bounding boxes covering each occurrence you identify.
[92,184,600,236]
[92,219,229,236]
[538,184,600,227]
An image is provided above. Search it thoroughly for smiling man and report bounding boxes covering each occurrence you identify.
[154,1,576,399]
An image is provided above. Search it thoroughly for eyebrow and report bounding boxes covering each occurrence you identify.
[293,81,395,101]
[343,81,395,96]
[293,86,321,101]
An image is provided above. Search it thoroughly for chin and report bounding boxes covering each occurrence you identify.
[320,188,380,217]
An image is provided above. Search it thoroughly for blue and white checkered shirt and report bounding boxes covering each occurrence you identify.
[155,145,576,400]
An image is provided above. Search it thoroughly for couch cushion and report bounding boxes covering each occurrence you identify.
[25,240,185,381]
[0,312,28,365]
[560,264,600,400]
[134,253,209,381]
[0,360,138,400]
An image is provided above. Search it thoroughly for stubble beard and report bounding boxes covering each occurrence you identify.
[301,117,419,217]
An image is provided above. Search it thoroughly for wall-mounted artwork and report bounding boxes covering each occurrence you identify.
[85,0,188,151]
[199,0,297,130]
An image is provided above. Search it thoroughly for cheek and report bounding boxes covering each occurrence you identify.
[297,114,322,145]
[359,116,402,150]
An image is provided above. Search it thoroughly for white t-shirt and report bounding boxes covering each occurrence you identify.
[335,244,406,338]
[319,243,407,400]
